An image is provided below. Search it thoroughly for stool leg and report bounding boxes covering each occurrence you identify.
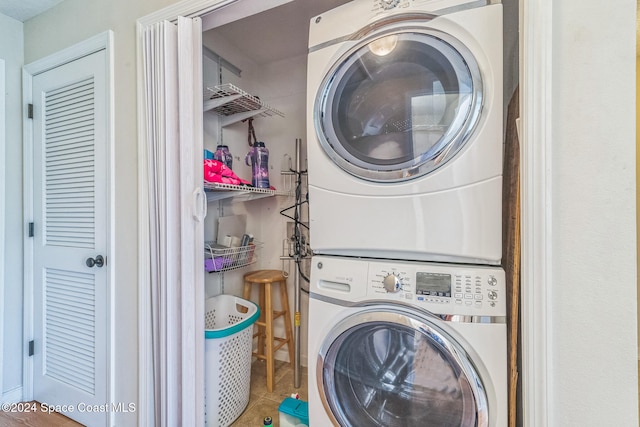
[265,282,275,392]
[242,281,251,301]
[257,286,266,358]
[279,280,295,367]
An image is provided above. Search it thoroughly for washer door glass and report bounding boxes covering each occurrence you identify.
[315,30,483,182]
[319,310,488,427]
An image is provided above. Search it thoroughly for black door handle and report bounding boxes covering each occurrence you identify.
[86,255,105,268]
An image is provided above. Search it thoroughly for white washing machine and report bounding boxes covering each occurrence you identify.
[308,255,507,426]
[306,0,503,265]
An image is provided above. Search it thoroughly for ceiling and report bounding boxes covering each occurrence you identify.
[0,0,63,22]
[204,0,351,65]
[0,0,349,60]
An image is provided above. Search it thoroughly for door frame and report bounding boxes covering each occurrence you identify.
[22,30,115,408]
[0,59,5,401]
[518,0,553,425]
[136,0,553,425]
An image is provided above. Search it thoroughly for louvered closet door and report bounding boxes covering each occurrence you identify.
[32,49,108,427]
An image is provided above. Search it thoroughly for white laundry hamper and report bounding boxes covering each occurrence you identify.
[205,294,260,426]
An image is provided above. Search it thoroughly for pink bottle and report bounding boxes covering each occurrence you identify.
[245,141,269,188]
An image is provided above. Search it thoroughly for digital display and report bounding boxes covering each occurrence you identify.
[416,272,451,297]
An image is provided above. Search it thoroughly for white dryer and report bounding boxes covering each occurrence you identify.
[306,0,503,265]
[308,255,507,426]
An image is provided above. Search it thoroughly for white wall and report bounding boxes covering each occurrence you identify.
[0,12,24,402]
[202,28,310,365]
[236,52,311,366]
[547,0,637,425]
[19,0,181,422]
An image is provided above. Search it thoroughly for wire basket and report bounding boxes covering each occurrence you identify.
[205,295,260,427]
[204,241,262,273]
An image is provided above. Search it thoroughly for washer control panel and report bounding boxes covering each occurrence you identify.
[367,261,506,316]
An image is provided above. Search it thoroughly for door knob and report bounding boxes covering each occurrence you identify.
[86,255,105,268]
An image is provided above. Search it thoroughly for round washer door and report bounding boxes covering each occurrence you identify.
[317,307,489,427]
[315,29,483,182]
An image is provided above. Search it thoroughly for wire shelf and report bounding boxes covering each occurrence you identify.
[203,83,284,125]
[204,182,274,194]
[204,241,263,273]
[204,182,291,202]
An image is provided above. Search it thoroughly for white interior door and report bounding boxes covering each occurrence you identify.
[31,49,109,427]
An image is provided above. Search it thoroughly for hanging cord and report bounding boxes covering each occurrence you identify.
[292,166,310,284]
[279,201,309,230]
[242,117,258,146]
[279,160,310,285]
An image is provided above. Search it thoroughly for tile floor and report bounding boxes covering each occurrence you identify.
[0,360,307,427]
[230,359,308,427]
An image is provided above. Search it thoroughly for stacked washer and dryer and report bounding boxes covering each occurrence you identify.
[305,0,507,426]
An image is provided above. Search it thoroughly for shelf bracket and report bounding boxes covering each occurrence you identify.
[221,108,268,127]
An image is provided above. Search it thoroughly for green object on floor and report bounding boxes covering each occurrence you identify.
[279,397,309,427]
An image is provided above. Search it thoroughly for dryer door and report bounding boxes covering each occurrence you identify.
[315,29,483,182]
[317,307,489,427]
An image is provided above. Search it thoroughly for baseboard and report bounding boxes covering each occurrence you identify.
[275,349,308,368]
[1,386,22,404]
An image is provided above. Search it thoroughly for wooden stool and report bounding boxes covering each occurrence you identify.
[243,269,294,392]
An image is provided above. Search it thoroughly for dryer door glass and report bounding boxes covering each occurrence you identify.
[319,312,489,427]
[315,30,482,182]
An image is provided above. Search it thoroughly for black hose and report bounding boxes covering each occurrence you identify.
[279,168,310,289]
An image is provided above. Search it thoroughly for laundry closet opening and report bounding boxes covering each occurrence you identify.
[199,0,351,378]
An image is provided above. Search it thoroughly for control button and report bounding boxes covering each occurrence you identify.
[465,300,473,306]
[454,293,463,298]
[488,276,498,286]
[475,301,482,307]
[465,294,473,299]
[475,294,483,300]
[488,290,498,300]
[455,299,463,305]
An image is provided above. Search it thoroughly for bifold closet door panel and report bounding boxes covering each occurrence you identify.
[177,15,205,427]
[141,15,203,427]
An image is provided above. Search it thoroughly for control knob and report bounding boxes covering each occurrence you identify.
[383,274,402,293]
[488,290,498,300]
